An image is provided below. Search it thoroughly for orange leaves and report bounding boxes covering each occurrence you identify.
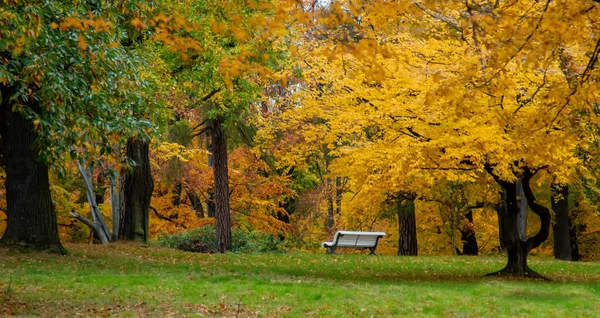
[58,14,113,33]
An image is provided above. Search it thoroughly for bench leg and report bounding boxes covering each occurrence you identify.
[326,247,337,254]
[369,247,377,255]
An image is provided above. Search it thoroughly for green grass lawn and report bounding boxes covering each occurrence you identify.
[1,244,599,317]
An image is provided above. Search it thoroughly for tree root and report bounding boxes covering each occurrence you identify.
[485,266,550,280]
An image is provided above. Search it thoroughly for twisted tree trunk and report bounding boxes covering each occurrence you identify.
[486,167,550,278]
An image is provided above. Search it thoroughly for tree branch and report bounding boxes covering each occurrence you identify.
[150,206,187,229]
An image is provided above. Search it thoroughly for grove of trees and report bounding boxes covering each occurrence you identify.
[2,0,600,278]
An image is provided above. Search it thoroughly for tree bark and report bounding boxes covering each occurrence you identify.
[172,182,182,207]
[74,161,111,244]
[326,178,334,230]
[211,117,231,253]
[118,139,153,243]
[486,167,550,278]
[516,179,528,241]
[186,189,205,218]
[206,134,216,218]
[494,189,507,252]
[0,89,63,251]
[552,183,572,260]
[335,176,343,216]
[397,198,417,256]
[460,210,479,255]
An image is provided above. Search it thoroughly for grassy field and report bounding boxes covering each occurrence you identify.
[1,244,599,317]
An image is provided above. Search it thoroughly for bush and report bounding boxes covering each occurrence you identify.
[157,226,283,254]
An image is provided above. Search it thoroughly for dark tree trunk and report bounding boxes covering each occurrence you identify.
[486,167,551,278]
[206,135,216,218]
[0,89,62,251]
[552,183,571,260]
[397,198,417,256]
[172,182,182,207]
[335,176,342,216]
[570,201,581,261]
[326,178,334,230]
[494,189,507,252]
[516,179,528,241]
[186,189,204,218]
[211,117,231,253]
[118,139,154,243]
[460,210,479,255]
[95,173,105,204]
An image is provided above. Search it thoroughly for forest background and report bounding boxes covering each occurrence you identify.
[1,0,600,273]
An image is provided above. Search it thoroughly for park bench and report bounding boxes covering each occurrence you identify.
[322,231,386,255]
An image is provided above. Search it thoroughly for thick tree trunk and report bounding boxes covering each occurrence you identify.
[211,117,231,253]
[397,198,417,256]
[118,139,153,243]
[486,167,550,278]
[552,183,572,260]
[460,210,479,255]
[494,189,507,252]
[0,91,62,251]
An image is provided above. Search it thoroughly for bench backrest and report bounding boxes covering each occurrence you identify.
[333,231,385,247]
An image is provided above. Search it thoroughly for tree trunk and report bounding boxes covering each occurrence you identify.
[118,139,153,243]
[186,189,205,218]
[172,182,182,207]
[494,189,507,252]
[211,117,231,253]
[570,199,582,261]
[335,176,342,216]
[0,90,62,251]
[397,198,417,256]
[516,179,528,241]
[486,167,550,278]
[206,134,216,218]
[460,210,479,255]
[552,183,572,260]
[326,178,334,230]
[72,161,111,244]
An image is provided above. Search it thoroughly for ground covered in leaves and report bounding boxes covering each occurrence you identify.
[1,244,599,316]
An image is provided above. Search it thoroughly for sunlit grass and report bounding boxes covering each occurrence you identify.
[1,243,599,316]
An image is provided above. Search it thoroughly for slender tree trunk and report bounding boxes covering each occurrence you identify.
[326,178,334,230]
[211,117,231,253]
[397,198,417,256]
[206,135,216,218]
[335,176,342,216]
[552,183,572,260]
[461,210,479,255]
[186,189,205,218]
[172,182,182,207]
[486,168,550,278]
[118,139,153,243]
[0,91,62,251]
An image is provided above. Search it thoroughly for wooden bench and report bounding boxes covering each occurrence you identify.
[322,231,386,255]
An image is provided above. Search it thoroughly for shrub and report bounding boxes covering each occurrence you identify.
[156,226,283,254]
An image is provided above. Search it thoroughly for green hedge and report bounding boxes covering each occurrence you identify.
[157,226,283,253]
